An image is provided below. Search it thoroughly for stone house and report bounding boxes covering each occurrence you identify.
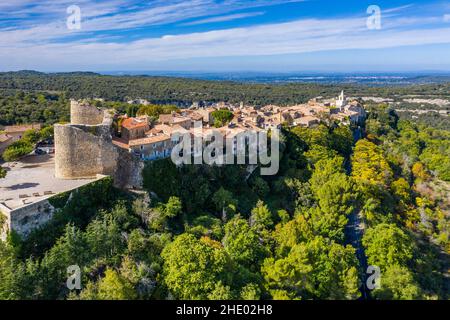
[129,134,173,161]
[195,108,215,126]
[121,117,150,142]
[295,116,320,128]
[159,113,192,130]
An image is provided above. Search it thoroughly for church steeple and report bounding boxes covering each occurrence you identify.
[336,90,346,108]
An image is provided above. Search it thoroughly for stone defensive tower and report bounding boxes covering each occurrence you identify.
[70,100,105,125]
[54,100,119,179]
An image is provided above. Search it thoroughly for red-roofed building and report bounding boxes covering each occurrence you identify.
[121,117,150,142]
[1,123,42,155]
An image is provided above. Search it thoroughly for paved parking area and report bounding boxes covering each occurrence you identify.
[0,154,98,209]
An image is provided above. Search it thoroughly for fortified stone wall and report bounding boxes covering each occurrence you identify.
[70,100,105,125]
[55,123,119,179]
[0,177,109,240]
[1,199,55,240]
[55,101,119,179]
[55,100,144,186]
[114,147,144,189]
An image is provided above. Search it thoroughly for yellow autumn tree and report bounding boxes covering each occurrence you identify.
[352,139,393,192]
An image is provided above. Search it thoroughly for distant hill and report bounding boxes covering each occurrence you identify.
[0,71,101,77]
[0,70,449,105]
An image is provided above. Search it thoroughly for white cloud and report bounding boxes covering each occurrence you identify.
[2,14,450,70]
[0,0,304,30]
[0,0,449,70]
[383,4,414,14]
[181,11,265,26]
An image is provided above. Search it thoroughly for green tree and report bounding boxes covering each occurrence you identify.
[211,109,234,128]
[250,200,273,230]
[304,145,338,165]
[273,214,313,256]
[137,104,179,118]
[391,178,412,210]
[223,216,267,269]
[22,129,41,144]
[97,268,137,300]
[163,196,183,218]
[212,187,237,221]
[362,223,414,270]
[0,240,28,299]
[262,236,360,300]
[207,281,233,300]
[37,224,89,298]
[142,159,180,201]
[85,214,125,260]
[250,177,270,198]
[161,234,233,299]
[352,139,393,191]
[308,156,354,241]
[309,156,345,192]
[331,125,354,157]
[240,283,261,300]
[39,126,54,140]
[372,265,421,300]
[2,140,34,161]
[0,167,6,179]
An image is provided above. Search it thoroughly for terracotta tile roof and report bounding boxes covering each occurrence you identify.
[159,114,173,124]
[128,134,171,147]
[153,124,175,135]
[172,116,191,124]
[112,138,130,149]
[121,118,149,130]
[296,116,320,124]
[189,112,204,121]
[147,128,164,135]
[159,114,189,124]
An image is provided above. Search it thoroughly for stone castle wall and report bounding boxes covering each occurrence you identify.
[54,123,119,179]
[70,100,105,125]
[55,101,119,179]
[2,100,145,240]
[1,200,54,240]
[55,100,143,187]
[1,177,108,240]
[114,147,144,189]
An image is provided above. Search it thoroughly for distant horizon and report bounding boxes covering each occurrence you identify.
[4,69,450,76]
[4,69,450,86]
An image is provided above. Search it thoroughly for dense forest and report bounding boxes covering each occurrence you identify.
[0,70,450,105]
[0,73,449,300]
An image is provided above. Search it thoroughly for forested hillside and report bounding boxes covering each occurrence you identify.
[1,104,448,300]
[1,71,450,105]
[0,72,448,300]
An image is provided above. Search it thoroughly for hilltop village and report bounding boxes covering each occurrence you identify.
[1,91,365,239]
[112,91,365,162]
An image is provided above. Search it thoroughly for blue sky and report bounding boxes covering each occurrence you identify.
[1,0,450,72]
